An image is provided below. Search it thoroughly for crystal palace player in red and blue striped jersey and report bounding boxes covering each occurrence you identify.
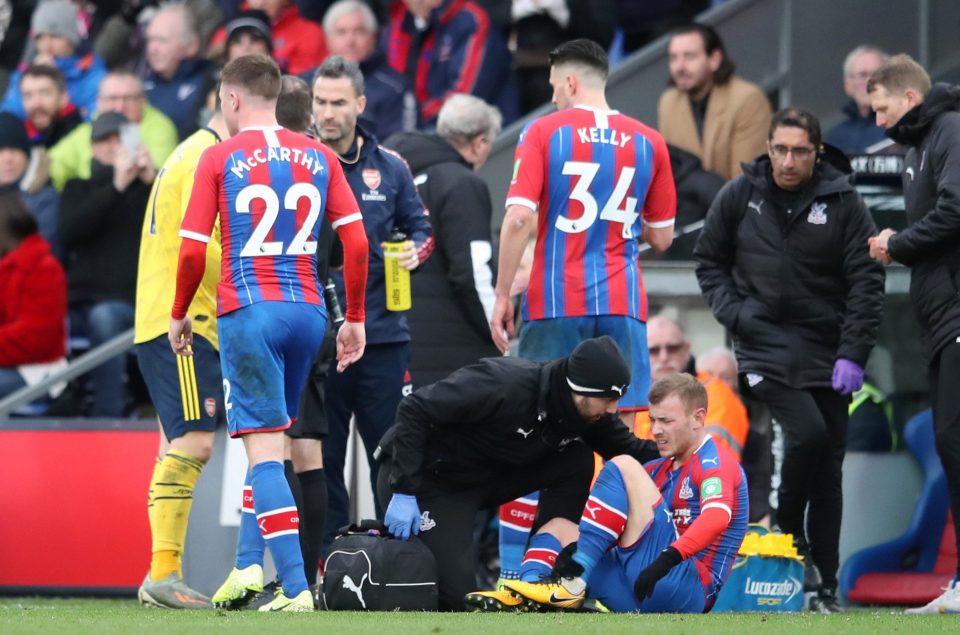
[491,39,676,422]
[500,374,748,614]
[490,39,677,584]
[168,55,369,612]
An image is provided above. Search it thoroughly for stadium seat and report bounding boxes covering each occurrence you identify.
[840,409,958,605]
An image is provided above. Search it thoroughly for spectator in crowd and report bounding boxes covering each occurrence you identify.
[825,45,889,155]
[311,55,433,553]
[0,191,67,400]
[695,106,885,612]
[0,112,60,254]
[867,54,960,614]
[210,0,327,75]
[509,0,617,115]
[143,2,217,139]
[384,0,518,128]
[199,10,274,130]
[94,0,224,71]
[18,65,82,148]
[634,314,748,461]
[377,335,660,610]
[322,0,411,142]
[225,9,273,59]
[658,23,771,180]
[1,0,107,122]
[60,111,152,417]
[489,38,675,583]
[132,93,230,612]
[385,93,501,388]
[49,70,178,191]
[696,346,738,391]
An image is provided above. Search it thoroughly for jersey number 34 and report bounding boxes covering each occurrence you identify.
[556,161,639,239]
[236,182,322,257]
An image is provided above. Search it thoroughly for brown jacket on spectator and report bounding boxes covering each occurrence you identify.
[658,75,771,180]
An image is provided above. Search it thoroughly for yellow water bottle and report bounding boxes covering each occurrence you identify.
[383,229,411,311]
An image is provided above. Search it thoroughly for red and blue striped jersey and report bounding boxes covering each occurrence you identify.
[180,126,362,316]
[506,105,676,322]
[645,435,749,606]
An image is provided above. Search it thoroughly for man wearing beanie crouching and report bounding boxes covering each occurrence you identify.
[375,336,660,611]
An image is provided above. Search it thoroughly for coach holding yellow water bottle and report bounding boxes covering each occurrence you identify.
[311,56,434,557]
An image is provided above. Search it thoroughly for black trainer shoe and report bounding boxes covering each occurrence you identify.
[808,587,845,613]
[794,538,822,593]
[803,562,823,593]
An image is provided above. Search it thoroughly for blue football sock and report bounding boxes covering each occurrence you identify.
[498,491,539,579]
[236,469,265,569]
[252,461,307,597]
[572,461,628,575]
[520,532,562,582]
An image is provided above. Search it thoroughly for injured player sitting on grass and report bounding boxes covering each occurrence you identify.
[466,373,749,613]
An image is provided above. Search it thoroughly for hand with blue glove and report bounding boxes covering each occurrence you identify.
[384,493,421,540]
[832,358,864,395]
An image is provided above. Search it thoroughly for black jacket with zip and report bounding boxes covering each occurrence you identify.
[379,355,659,495]
[886,83,960,361]
[694,154,885,388]
[386,131,501,387]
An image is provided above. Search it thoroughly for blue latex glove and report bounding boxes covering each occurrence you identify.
[384,493,421,540]
[832,358,864,395]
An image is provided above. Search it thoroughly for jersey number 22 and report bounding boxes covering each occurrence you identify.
[236,183,322,257]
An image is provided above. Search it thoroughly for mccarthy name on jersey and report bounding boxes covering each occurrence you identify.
[227,145,326,179]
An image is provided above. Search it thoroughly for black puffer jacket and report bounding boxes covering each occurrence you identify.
[886,83,960,360]
[60,160,148,307]
[694,155,885,388]
[386,132,501,387]
[380,356,659,495]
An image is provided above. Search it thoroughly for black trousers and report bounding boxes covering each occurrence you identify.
[747,377,848,589]
[377,442,595,611]
[929,341,960,578]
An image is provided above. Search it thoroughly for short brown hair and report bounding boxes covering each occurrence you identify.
[648,373,707,414]
[867,53,931,97]
[276,75,312,133]
[20,64,66,92]
[220,54,281,101]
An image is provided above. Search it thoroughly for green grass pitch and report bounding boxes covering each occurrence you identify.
[0,598,957,635]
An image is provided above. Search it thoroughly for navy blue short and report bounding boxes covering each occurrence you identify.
[219,302,326,437]
[586,497,705,613]
[518,315,650,410]
[136,334,224,441]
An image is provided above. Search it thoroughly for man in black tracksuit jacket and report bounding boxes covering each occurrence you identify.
[386,93,502,388]
[695,107,885,612]
[376,336,659,610]
[868,57,960,613]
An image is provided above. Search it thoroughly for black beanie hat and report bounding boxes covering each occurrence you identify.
[566,336,631,399]
[0,112,31,156]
